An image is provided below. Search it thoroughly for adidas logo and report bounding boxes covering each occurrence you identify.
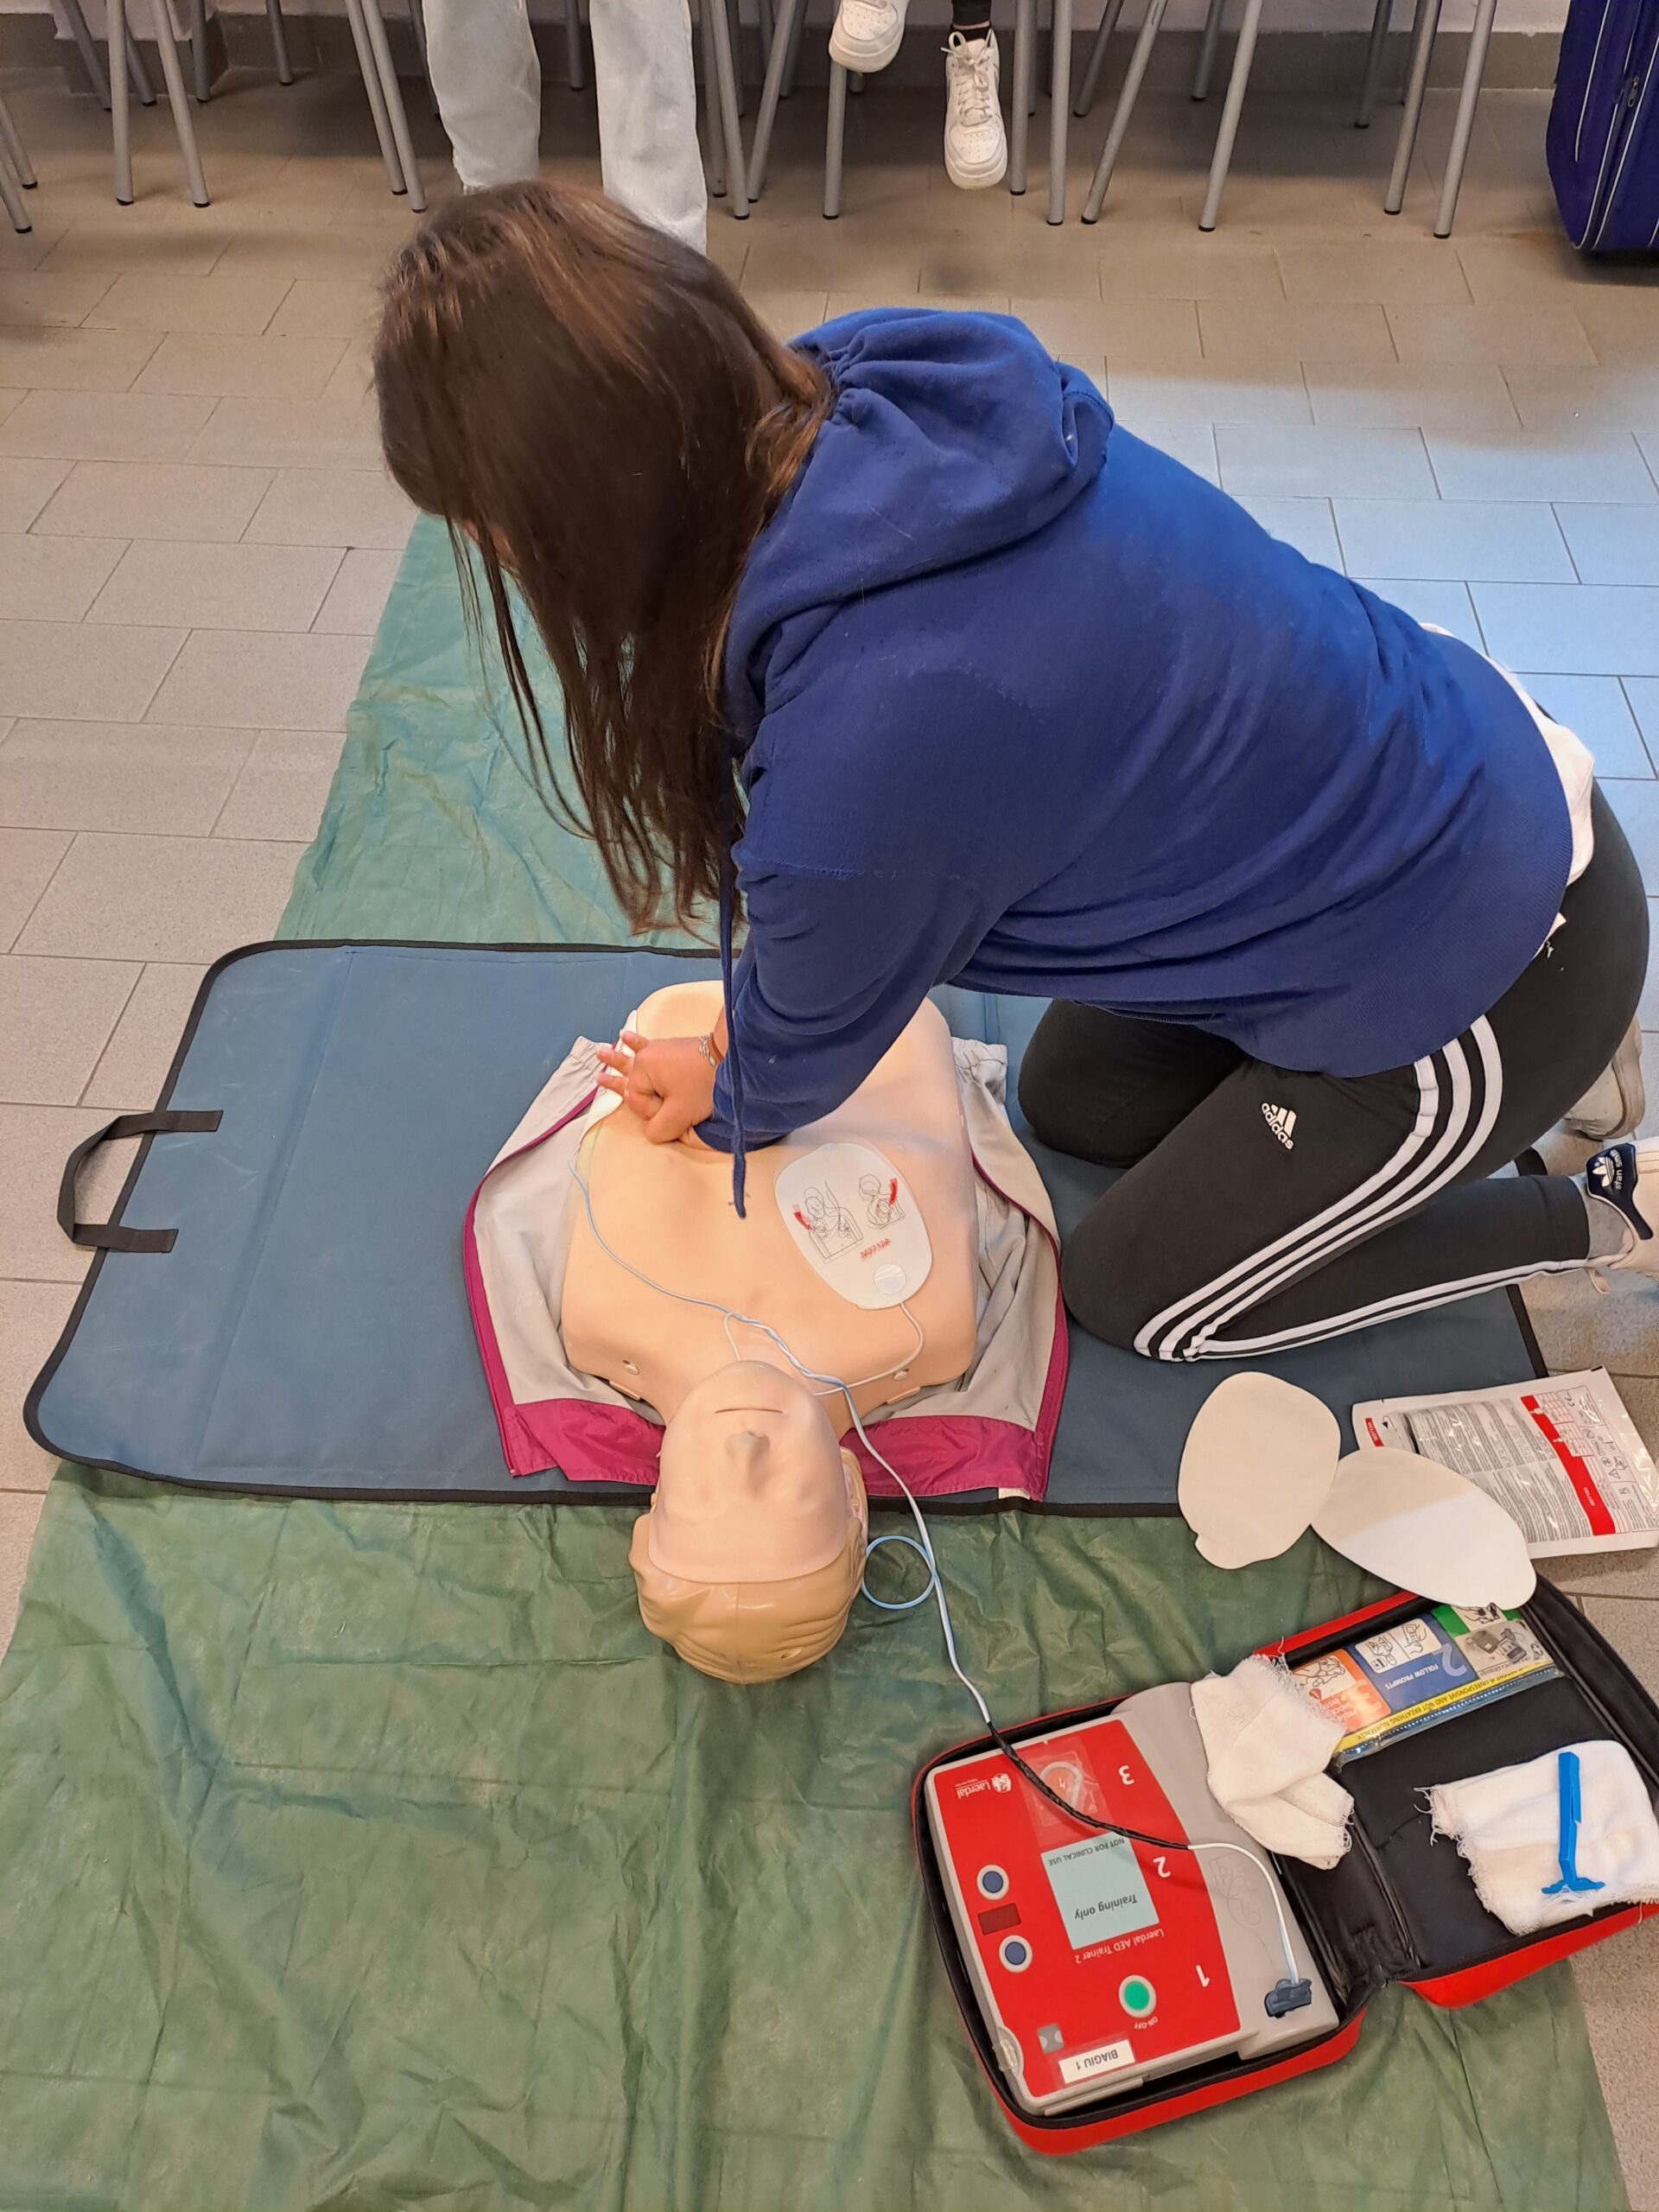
[1589,1152,1621,1192]
[1262,1103,1297,1150]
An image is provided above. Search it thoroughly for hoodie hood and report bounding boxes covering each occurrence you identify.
[723,308,1113,747]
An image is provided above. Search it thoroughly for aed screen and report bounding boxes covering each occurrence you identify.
[1041,1834,1160,1951]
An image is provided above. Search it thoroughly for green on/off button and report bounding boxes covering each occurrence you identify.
[1119,1975,1156,2018]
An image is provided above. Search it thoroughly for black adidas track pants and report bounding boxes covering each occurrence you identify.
[1018,786,1647,1361]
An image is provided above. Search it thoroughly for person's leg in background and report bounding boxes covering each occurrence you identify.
[423,0,707,255]
[588,0,708,252]
[944,0,1007,188]
[1050,787,1651,1359]
[423,0,543,188]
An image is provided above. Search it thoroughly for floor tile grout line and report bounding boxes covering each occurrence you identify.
[0,824,75,955]
[1550,502,1586,588]
[65,960,148,1111]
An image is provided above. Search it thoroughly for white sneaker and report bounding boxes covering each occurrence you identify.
[1565,1015,1646,1141]
[944,29,1007,190]
[1586,1140,1659,1276]
[830,0,908,73]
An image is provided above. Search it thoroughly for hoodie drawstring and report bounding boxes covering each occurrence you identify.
[718,782,748,1219]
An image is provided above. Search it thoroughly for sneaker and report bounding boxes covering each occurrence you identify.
[830,0,908,73]
[944,29,1007,189]
[1585,1140,1659,1275]
[1565,1015,1646,1141]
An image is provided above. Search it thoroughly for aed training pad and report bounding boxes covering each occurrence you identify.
[29,942,1545,1509]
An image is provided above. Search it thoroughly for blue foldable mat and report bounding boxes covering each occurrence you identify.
[28,940,1544,1510]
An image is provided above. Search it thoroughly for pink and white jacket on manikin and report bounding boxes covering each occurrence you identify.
[464,1034,1066,1499]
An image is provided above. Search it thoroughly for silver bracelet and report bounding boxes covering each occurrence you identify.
[696,1031,721,1072]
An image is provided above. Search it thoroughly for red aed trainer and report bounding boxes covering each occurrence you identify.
[914,1581,1659,2154]
[924,1682,1337,2113]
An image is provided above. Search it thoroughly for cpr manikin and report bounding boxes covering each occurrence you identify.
[563,980,979,1423]
[629,1360,869,1683]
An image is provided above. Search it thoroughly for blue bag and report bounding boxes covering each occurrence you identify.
[1547,0,1659,251]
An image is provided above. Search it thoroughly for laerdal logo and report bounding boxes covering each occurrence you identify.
[954,1775,1014,1798]
[1262,1103,1297,1150]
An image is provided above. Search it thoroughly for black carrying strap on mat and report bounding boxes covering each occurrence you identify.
[58,1110,222,1255]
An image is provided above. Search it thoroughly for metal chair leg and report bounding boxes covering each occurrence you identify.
[191,0,211,100]
[706,0,748,213]
[727,0,747,113]
[1434,0,1495,236]
[699,0,726,195]
[1073,0,1124,119]
[1356,0,1391,125]
[566,0,586,92]
[1385,0,1440,212]
[1196,0,1262,227]
[143,0,210,202]
[1192,0,1226,99]
[747,0,800,196]
[0,133,29,232]
[0,88,37,188]
[782,0,807,97]
[359,0,427,208]
[1047,0,1072,220]
[756,0,774,76]
[823,60,848,218]
[1081,0,1167,220]
[60,0,112,110]
[109,0,133,201]
[1401,0,1427,97]
[404,0,435,111]
[267,0,296,84]
[1011,0,1033,193]
[343,0,406,194]
[127,24,157,105]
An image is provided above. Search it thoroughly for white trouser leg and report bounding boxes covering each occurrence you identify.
[423,0,543,188]
[589,0,709,251]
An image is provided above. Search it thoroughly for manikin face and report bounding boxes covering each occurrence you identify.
[650,1360,865,1585]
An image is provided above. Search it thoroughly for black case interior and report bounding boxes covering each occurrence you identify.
[913,1579,1659,2139]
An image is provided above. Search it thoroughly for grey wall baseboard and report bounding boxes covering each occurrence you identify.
[0,10,1561,94]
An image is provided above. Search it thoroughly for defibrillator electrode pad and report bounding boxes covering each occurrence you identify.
[1313,1446,1537,1611]
[774,1143,932,1310]
[1178,1375,1341,1570]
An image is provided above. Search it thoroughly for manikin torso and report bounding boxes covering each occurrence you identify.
[562,980,978,1421]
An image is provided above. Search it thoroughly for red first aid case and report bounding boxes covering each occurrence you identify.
[912,1580,1659,2154]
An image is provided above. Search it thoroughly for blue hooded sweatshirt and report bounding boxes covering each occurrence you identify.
[698,308,1571,1188]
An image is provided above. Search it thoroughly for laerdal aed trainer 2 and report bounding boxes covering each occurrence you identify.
[924,1682,1338,2114]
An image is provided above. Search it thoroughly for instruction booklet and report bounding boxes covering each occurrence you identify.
[1291,1605,1559,1767]
[1351,1370,1659,1559]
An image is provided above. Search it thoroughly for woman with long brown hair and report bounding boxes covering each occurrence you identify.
[375,181,1655,1361]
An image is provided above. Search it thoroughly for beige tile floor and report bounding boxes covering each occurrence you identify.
[1,45,1657,2203]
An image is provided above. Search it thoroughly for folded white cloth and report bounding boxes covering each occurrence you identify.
[1427,1739,1659,1937]
[1190,1655,1355,1869]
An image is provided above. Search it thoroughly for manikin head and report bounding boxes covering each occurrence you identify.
[629,1360,868,1685]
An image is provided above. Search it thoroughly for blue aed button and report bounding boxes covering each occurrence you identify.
[976,1865,1009,1900]
[1119,1974,1156,2018]
[999,1935,1033,1974]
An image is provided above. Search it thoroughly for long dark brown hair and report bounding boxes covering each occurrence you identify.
[374,182,831,930]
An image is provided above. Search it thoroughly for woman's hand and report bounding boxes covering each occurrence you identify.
[594,1029,718,1144]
